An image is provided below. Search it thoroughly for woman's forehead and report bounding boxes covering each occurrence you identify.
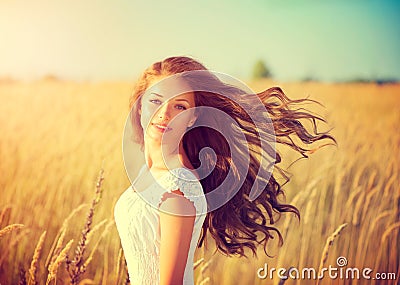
[145,76,195,103]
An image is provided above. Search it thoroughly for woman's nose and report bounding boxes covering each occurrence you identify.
[156,103,171,120]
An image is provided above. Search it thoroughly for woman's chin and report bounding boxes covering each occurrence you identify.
[144,131,177,146]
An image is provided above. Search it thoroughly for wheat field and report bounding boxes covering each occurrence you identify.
[0,78,399,285]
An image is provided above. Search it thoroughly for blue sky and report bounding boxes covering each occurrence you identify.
[0,0,399,81]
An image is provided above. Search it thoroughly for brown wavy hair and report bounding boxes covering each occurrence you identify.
[128,56,336,257]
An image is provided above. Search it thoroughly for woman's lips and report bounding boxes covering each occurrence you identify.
[152,123,172,133]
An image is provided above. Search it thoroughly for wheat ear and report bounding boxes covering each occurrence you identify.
[0,228,30,267]
[85,218,108,245]
[28,230,47,285]
[46,239,74,285]
[83,220,113,269]
[198,277,210,285]
[0,206,11,226]
[66,169,104,285]
[0,223,24,238]
[316,223,347,285]
[115,248,123,285]
[47,226,67,270]
[193,257,204,270]
[381,222,400,244]
[45,203,87,268]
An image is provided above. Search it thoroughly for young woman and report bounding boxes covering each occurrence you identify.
[114,56,335,285]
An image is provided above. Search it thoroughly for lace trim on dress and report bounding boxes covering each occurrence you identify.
[152,168,207,216]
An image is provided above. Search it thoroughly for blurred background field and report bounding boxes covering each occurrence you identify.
[0,79,398,284]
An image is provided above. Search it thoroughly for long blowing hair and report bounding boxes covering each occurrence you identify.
[128,56,336,257]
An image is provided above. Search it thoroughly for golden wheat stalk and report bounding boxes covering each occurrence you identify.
[28,230,47,285]
[85,218,108,245]
[383,175,396,198]
[0,206,11,226]
[83,220,114,269]
[351,166,364,189]
[0,223,24,238]
[0,227,30,267]
[115,248,123,285]
[46,239,74,285]
[45,203,88,268]
[344,186,363,210]
[195,256,213,285]
[101,234,110,285]
[352,190,366,226]
[370,210,392,231]
[54,226,66,255]
[47,226,67,272]
[381,221,400,244]
[67,169,104,285]
[193,257,204,271]
[200,259,212,275]
[316,223,347,285]
[366,170,377,190]
[361,186,379,219]
[61,203,89,230]
[330,171,345,226]
[281,188,306,239]
[198,277,210,285]
[356,209,393,265]
[303,186,318,225]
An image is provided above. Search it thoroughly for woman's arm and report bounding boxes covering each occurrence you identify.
[159,190,196,285]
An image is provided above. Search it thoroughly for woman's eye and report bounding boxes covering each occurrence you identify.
[175,105,187,110]
[149,99,162,105]
[149,99,186,110]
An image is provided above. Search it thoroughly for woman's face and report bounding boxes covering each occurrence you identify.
[139,76,197,147]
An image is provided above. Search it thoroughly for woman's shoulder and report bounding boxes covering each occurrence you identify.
[156,167,207,215]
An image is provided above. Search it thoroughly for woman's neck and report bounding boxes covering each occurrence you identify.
[144,139,188,171]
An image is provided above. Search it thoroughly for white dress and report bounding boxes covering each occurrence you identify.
[114,164,208,285]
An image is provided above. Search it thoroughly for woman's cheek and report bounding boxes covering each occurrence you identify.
[140,105,155,131]
[169,112,193,133]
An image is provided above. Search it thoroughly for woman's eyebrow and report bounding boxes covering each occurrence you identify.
[151,92,190,103]
[174,98,190,103]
